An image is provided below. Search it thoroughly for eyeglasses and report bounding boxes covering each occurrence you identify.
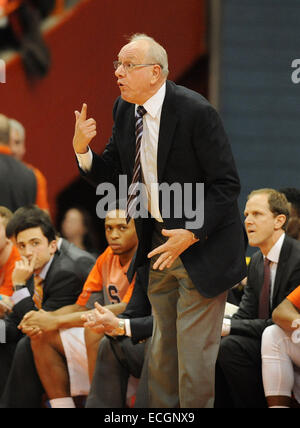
[113,61,161,72]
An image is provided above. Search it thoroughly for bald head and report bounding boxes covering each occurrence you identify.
[0,114,10,145]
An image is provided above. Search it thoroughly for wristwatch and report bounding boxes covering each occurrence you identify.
[113,319,126,336]
[13,284,26,292]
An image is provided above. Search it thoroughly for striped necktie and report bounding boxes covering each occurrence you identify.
[33,275,44,310]
[126,105,147,223]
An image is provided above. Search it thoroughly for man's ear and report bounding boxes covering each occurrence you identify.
[49,240,58,255]
[274,214,287,230]
[151,64,162,84]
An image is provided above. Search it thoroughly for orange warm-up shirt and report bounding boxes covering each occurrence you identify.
[0,146,49,212]
[287,286,300,310]
[77,247,135,307]
[0,245,21,296]
[26,164,50,212]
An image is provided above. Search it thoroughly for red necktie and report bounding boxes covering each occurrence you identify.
[258,258,271,319]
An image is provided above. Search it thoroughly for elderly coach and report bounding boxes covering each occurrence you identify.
[73,34,246,408]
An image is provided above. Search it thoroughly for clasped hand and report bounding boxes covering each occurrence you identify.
[18,309,54,338]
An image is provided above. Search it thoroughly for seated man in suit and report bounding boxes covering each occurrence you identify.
[0,206,96,398]
[0,206,21,302]
[215,188,300,408]
[83,263,152,408]
[18,207,138,408]
[261,285,300,408]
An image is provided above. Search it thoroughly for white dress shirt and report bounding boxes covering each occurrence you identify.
[76,83,167,222]
[222,233,286,336]
[265,232,285,305]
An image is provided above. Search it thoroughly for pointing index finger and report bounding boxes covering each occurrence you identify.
[80,103,87,122]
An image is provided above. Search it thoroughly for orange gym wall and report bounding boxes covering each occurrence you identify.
[0,0,207,217]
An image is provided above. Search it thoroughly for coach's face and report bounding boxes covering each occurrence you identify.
[244,193,285,253]
[115,40,162,105]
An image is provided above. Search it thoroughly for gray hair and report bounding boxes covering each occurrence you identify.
[0,114,10,145]
[129,33,169,77]
[9,118,26,141]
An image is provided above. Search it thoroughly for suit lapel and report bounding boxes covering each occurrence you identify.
[157,81,178,183]
[272,235,291,308]
[27,275,34,296]
[123,104,136,176]
[42,251,60,295]
[256,252,264,295]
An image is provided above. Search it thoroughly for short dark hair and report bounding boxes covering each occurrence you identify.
[7,205,56,242]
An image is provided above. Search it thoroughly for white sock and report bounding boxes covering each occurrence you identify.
[49,397,76,408]
[269,406,289,408]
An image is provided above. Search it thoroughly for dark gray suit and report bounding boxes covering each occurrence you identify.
[0,239,96,406]
[216,235,300,408]
[0,150,37,212]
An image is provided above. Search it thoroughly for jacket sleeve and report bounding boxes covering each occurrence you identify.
[119,265,153,343]
[78,99,122,188]
[192,106,241,240]
[230,257,272,338]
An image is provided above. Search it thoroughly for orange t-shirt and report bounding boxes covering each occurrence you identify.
[0,245,21,296]
[287,286,300,310]
[76,247,135,307]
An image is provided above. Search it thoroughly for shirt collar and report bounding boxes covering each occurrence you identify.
[137,82,166,119]
[57,237,63,250]
[266,233,285,264]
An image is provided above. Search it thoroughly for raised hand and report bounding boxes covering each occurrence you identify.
[73,103,97,154]
[12,253,37,287]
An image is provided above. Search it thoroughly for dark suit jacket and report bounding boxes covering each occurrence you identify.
[5,239,96,343]
[81,80,247,298]
[231,235,300,339]
[0,149,37,212]
[119,264,152,344]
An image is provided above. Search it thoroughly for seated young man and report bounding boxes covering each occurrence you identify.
[261,286,300,408]
[19,207,138,408]
[0,206,96,396]
[82,262,152,408]
[0,207,21,305]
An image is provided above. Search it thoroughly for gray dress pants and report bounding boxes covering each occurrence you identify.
[147,222,227,408]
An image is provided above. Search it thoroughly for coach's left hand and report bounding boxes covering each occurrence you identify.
[148,229,199,271]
